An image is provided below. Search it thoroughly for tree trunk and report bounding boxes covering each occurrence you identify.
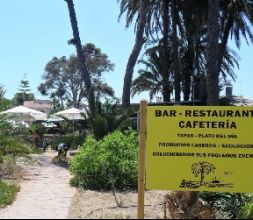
[65,0,96,113]
[207,0,220,106]
[183,38,194,102]
[122,0,147,108]
[182,8,195,102]
[162,79,171,102]
[217,10,234,74]
[171,0,181,102]
[161,0,171,102]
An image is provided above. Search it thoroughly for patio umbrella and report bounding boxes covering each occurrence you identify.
[0,105,47,122]
[55,107,87,120]
[55,107,87,134]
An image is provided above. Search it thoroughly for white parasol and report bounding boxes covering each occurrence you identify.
[0,105,47,122]
[55,107,87,134]
[55,107,86,120]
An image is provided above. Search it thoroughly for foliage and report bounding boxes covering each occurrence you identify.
[0,98,11,112]
[200,192,252,219]
[238,201,253,219]
[131,45,173,101]
[0,114,31,162]
[0,156,17,177]
[0,84,6,100]
[70,129,138,190]
[50,134,85,150]
[0,181,19,208]
[12,74,35,106]
[119,0,253,104]
[38,43,115,108]
[0,137,31,159]
[87,99,136,139]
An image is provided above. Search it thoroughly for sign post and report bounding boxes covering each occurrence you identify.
[137,100,147,219]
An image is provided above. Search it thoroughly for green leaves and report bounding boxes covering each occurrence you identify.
[0,181,19,208]
[39,43,115,108]
[70,129,138,190]
[200,192,253,219]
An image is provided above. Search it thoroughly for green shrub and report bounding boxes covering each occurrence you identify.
[239,202,253,219]
[0,156,16,177]
[91,115,109,140]
[87,99,137,140]
[0,181,19,208]
[200,192,251,219]
[70,129,138,190]
[0,137,31,158]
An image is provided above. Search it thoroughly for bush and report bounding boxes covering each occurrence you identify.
[87,99,137,140]
[0,181,19,208]
[70,129,138,190]
[0,137,31,158]
[200,192,252,219]
[239,202,253,219]
[0,156,16,177]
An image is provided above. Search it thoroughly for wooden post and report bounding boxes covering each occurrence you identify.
[138,100,147,219]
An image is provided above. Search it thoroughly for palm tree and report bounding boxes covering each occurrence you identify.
[192,162,216,186]
[131,45,173,101]
[217,0,253,77]
[180,0,208,101]
[64,0,96,113]
[206,0,253,105]
[120,0,174,106]
[171,0,181,102]
[120,0,148,108]
[207,0,221,105]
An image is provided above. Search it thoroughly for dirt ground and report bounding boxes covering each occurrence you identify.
[0,152,76,219]
[1,151,169,219]
[68,189,168,219]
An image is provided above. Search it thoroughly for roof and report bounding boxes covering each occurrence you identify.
[23,100,52,113]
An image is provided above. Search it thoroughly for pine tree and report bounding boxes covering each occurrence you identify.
[13,74,35,105]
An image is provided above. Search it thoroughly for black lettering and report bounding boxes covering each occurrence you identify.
[185,110,191,117]
[179,121,185,128]
[219,121,225,128]
[155,110,162,117]
[171,110,176,117]
[227,110,233,117]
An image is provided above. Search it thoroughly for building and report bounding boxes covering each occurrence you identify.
[23,100,52,113]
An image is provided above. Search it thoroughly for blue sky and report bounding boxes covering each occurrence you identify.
[0,0,252,103]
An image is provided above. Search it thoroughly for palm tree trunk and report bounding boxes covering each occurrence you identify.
[65,0,96,113]
[183,37,194,101]
[161,0,171,102]
[182,8,195,102]
[122,0,147,108]
[207,0,220,106]
[171,0,181,102]
[162,79,171,102]
[217,11,234,74]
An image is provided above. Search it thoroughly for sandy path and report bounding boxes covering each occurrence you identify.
[0,150,76,219]
[68,189,166,219]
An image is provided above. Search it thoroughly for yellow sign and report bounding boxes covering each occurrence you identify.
[146,106,253,192]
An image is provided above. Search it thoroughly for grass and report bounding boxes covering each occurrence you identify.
[0,181,19,208]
